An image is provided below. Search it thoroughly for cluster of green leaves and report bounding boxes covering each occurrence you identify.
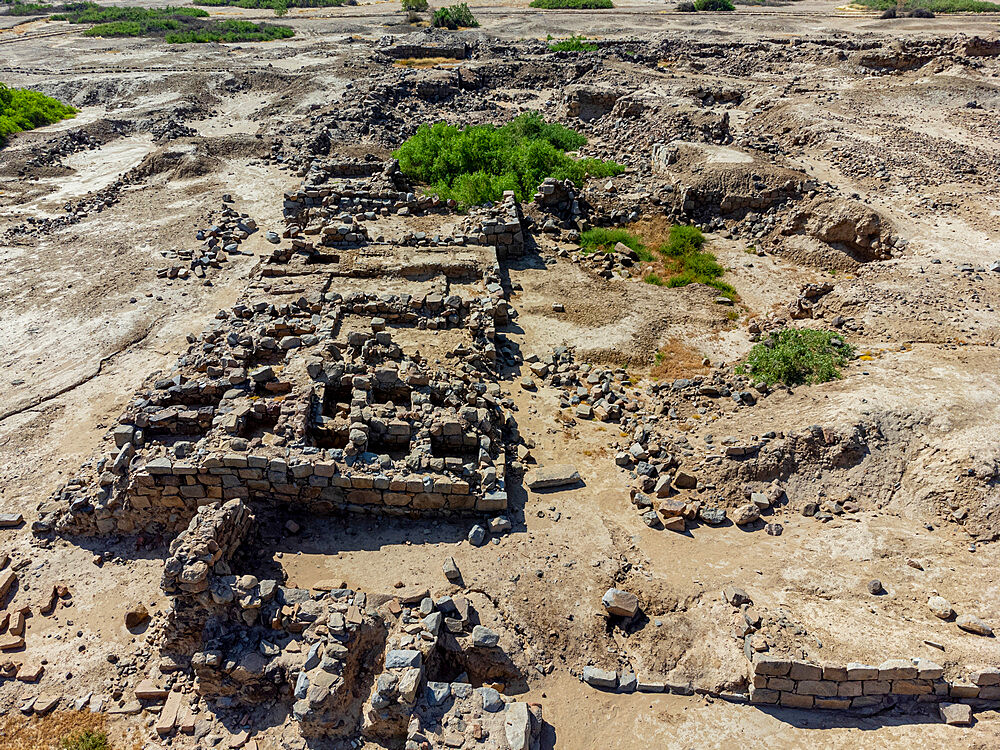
[855,0,999,10]
[529,0,613,8]
[737,328,854,386]
[580,228,653,261]
[51,4,293,41]
[394,112,623,207]
[165,19,293,42]
[693,0,735,9]
[59,731,109,750]
[0,82,76,145]
[193,0,353,9]
[52,3,209,22]
[547,34,597,51]
[1,1,56,16]
[656,225,732,297]
[432,2,477,27]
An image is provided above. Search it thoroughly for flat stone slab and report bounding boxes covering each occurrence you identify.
[0,513,23,528]
[525,465,581,490]
[583,666,617,689]
[939,702,972,725]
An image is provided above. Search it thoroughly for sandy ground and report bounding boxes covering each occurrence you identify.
[3,3,1000,748]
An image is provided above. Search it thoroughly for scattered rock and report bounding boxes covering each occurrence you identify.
[732,503,760,526]
[957,614,993,636]
[525,464,582,490]
[602,588,639,618]
[927,596,953,620]
[582,666,617,689]
[939,702,972,726]
[124,602,150,629]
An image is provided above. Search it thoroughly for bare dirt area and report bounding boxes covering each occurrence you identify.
[3,2,1000,749]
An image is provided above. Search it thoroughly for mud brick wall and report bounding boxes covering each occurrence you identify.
[749,654,1000,710]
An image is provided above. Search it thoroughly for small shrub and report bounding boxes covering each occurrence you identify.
[402,0,427,20]
[858,0,996,10]
[659,224,705,257]
[49,4,291,42]
[737,328,854,386]
[193,0,352,7]
[529,0,613,8]
[0,82,76,145]
[693,0,735,9]
[59,731,110,750]
[548,35,597,51]
[580,227,642,254]
[1,1,56,14]
[643,271,665,286]
[432,2,477,27]
[676,1,696,9]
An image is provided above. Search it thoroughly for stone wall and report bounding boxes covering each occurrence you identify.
[161,499,255,599]
[749,653,1000,710]
[57,454,506,536]
[473,192,525,260]
[564,85,621,122]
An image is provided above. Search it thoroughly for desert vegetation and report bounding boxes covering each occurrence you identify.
[432,2,478,27]
[737,328,855,386]
[547,34,598,51]
[529,0,614,9]
[394,112,623,206]
[0,82,76,146]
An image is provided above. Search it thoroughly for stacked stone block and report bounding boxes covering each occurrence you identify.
[749,654,1000,710]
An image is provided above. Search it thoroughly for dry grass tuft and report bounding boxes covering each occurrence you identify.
[648,338,709,380]
[0,712,140,750]
[0,711,106,750]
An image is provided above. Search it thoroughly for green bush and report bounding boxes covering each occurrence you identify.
[693,0,735,9]
[402,0,426,18]
[737,328,854,386]
[193,0,352,7]
[580,227,642,254]
[1,1,56,15]
[530,0,613,7]
[659,224,705,256]
[53,4,209,22]
[0,82,76,145]
[432,2,477,27]
[548,35,597,51]
[580,228,653,261]
[52,3,292,41]
[59,731,109,750]
[855,0,1000,9]
[165,19,293,42]
[394,112,623,207]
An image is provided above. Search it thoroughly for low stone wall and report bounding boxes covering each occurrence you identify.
[749,653,1000,710]
[58,454,507,536]
[564,85,621,122]
[474,192,525,260]
[381,41,468,60]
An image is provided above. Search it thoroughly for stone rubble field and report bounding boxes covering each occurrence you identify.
[3,2,1000,748]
